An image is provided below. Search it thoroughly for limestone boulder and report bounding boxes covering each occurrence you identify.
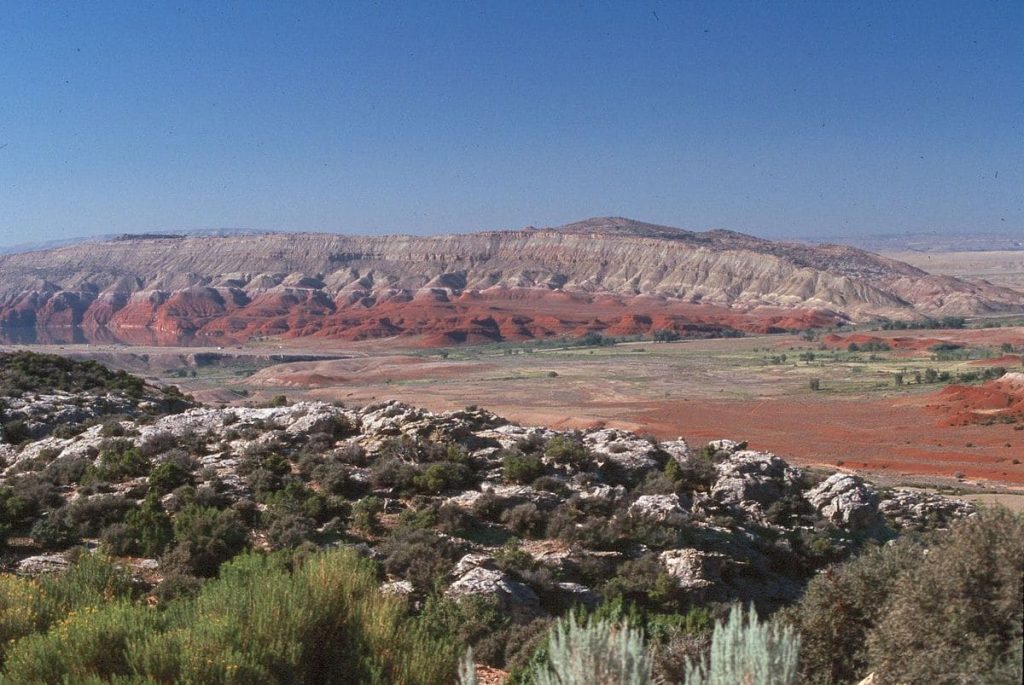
[806,473,881,530]
[659,549,729,589]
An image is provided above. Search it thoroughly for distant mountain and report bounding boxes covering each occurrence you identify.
[803,231,1024,254]
[0,217,1021,346]
[0,228,271,256]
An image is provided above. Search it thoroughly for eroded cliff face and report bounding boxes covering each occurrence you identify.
[1,217,1020,345]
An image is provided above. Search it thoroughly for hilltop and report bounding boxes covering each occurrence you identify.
[1,217,1021,346]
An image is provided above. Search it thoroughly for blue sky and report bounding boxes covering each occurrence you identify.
[0,1,1021,246]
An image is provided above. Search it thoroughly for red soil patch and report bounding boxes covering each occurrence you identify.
[311,379,1024,486]
[929,373,1024,427]
[628,394,1024,485]
[824,328,1024,355]
[822,333,946,352]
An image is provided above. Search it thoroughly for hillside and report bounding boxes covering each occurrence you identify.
[1,217,1021,346]
[2,354,1017,683]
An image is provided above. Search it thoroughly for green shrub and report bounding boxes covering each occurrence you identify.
[42,456,90,486]
[99,420,126,438]
[262,481,327,521]
[371,457,422,494]
[1,599,160,683]
[265,513,316,550]
[503,452,545,484]
[422,594,510,666]
[413,461,475,495]
[87,440,150,483]
[501,503,546,538]
[0,485,37,527]
[37,553,137,619]
[0,574,46,664]
[352,496,384,535]
[1,420,30,446]
[30,514,80,549]
[311,459,354,496]
[98,523,136,556]
[670,453,717,490]
[0,352,147,398]
[866,508,1024,683]
[791,537,921,683]
[528,613,653,685]
[544,436,593,471]
[0,549,457,684]
[602,554,681,613]
[147,460,193,494]
[380,529,458,593]
[164,505,249,577]
[120,494,173,557]
[685,604,800,685]
[64,495,136,537]
[793,507,1024,684]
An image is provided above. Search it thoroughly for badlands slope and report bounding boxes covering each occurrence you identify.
[1,217,1021,346]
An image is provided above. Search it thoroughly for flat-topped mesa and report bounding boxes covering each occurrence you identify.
[0,217,1020,346]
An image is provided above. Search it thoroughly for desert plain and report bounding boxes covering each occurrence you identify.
[7,318,1023,501]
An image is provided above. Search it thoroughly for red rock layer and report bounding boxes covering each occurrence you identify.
[0,286,841,347]
[930,373,1024,426]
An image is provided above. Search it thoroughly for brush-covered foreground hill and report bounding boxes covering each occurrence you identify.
[1,217,1021,346]
[1,354,1020,684]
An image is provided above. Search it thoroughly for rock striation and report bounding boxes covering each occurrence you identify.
[2,217,1020,346]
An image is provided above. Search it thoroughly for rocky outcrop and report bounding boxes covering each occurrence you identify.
[710,450,803,513]
[446,560,540,615]
[584,429,661,478]
[16,553,71,575]
[629,494,690,523]
[660,549,729,590]
[879,489,977,530]
[806,473,882,530]
[2,217,1020,346]
[0,371,981,618]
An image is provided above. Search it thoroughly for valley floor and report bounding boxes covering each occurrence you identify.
[6,324,1024,492]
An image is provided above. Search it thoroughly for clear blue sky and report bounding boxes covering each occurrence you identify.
[1,1,1021,246]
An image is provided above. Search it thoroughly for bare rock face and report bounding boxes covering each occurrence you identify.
[660,438,692,465]
[879,489,977,530]
[381,580,415,596]
[446,565,540,614]
[359,402,428,437]
[706,439,747,455]
[17,553,72,575]
[659,549,729,589]
[711,450,803,512]
[573,483,628,503]
[3,217,1020,346]
[629,494,691,523]
[452,553,496,576]
[806,473,882,530]
[554,582,600,610]
[0,392,163,444]
[584,428,660,477]
[359,401,506,444]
